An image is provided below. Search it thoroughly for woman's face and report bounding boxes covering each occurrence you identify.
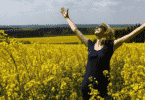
[94,27,106,39]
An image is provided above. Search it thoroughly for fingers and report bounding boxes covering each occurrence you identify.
[61,7,64,14]
[61,7,69,13]
[61,7,64,11]
[67,8,69,14]
[60,7,69,18]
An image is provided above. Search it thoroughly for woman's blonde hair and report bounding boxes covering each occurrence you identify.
[93,23,116,44]
[100,23,115,40]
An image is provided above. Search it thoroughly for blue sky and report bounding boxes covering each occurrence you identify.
[0,0,145,25]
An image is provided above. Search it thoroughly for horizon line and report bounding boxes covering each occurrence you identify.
[0,23,142,26]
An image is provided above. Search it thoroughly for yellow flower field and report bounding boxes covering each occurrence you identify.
[0,36,145,100]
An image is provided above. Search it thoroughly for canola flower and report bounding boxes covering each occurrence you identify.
[0,39,145,100]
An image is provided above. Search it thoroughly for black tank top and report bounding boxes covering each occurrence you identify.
[85,39,114,77]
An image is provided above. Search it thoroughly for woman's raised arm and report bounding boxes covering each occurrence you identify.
[114,23,145,44]
[60,7,89,47]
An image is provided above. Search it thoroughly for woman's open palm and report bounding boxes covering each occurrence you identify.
[60,7,69,18]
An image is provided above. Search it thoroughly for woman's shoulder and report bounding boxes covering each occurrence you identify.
[91,39,97,44]
[87,39,95,47]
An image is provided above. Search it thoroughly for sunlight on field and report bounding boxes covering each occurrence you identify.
[11,35,144,51]
[10,35,96,44]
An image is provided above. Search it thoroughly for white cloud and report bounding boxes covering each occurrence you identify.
[134,0,145,1]
[120,6,135,11]
[94,0,122,7]
[0,0,144,25]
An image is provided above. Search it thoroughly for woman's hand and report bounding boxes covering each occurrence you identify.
[60,7,69,18]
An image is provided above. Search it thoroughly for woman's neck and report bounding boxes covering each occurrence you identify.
[96,37,107,46]
[96,39,104,46]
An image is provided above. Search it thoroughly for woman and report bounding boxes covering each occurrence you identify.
[60,7,145,100]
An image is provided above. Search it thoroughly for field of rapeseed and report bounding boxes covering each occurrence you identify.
[0,37,145,100]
